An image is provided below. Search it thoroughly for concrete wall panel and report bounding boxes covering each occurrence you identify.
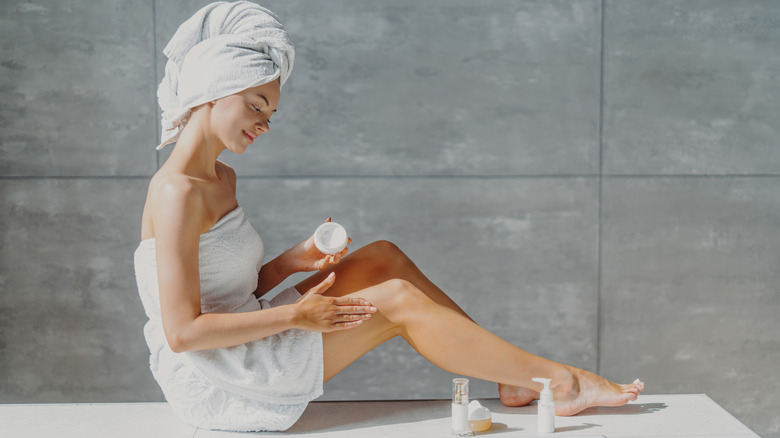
[156,0,602,176]
[0,179,160,401]
[601,177,780,435]
[603,0,780,175]
[0,1,157,177]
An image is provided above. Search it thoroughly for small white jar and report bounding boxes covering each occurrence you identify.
[313,222,348,255]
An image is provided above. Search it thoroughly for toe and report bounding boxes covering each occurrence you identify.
[620,384,641,397]
[611,391,637,406]
[621,387,639,400]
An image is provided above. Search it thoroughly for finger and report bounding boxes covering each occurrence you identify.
[317,256,332,270]
[310,272,336,295]
[337,305,375,314]
[333,297,375,307]
[335,304,378,314]
[330,320,364,331]
[335,313,371,323]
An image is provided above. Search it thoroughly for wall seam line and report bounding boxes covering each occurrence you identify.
[3,174,780,181]
[153,0,160,170]
[597,0,606,376]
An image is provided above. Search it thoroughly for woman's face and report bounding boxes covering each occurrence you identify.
[211,79,281,154]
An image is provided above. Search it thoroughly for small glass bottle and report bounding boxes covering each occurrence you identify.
[452,378,472,436]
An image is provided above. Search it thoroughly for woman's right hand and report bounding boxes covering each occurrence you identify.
[293,272,377,332]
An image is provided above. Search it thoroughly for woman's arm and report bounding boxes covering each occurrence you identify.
[152,177,299,352]
[254,252,295,298]
[152,178,373,352]
[254,218,351,298]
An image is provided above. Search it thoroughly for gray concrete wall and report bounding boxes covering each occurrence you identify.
[1,1,777,436]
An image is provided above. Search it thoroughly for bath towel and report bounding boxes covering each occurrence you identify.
[134,207,323,431]
[156,1,295,150]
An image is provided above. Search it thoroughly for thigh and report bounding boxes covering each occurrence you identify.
[320,282,403,382]
[293,243,408,381]
[295,240,472,322]
[294,241,397,299]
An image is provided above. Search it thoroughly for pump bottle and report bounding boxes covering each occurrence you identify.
[532,377,555,434]
[451,378,471,436]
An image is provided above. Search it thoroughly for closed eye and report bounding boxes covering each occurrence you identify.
[251,104,272,124]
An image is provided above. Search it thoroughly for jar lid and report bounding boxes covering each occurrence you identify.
[313,222,348,254]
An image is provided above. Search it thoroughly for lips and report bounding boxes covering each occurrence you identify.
[243,130,254,143]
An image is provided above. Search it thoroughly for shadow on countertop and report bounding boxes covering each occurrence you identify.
[256,398,667,435]
[576,402,668,416]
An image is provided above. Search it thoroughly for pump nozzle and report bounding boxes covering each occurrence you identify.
[531,377,554,405]
[531,377,551,392]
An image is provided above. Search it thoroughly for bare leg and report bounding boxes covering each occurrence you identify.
[294,241,539,405]
[304,274,642,415]
[300,274,644,416]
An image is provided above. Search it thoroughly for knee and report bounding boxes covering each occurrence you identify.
[367,240,404,259]
[364,240,410,271]
[381,278,432,314]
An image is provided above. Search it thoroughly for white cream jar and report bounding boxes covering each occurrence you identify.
[313,222,348,255]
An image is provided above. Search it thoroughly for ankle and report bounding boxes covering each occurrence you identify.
[552,366,579,400]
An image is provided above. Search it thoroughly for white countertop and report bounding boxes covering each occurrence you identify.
[0,394,759,438]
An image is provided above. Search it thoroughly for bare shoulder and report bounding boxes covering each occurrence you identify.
[143,173,207,240]
[150,173,203,209]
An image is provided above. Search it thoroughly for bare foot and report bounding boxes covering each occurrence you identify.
[554,367,645,416]
[498,383,539,406]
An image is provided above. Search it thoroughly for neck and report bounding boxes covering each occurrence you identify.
[166,108,225,178]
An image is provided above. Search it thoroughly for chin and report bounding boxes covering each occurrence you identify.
[230,139,250,154]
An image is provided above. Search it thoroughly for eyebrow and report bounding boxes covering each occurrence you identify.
[255,94,277,112]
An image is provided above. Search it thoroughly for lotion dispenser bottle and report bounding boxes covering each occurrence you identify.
[532,377,555,434]
[451,378,472,436]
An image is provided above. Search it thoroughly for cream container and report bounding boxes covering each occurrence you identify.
[313,222,348,255]
[468,400,492,432]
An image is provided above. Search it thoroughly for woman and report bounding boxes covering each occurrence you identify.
[134,1,644,432]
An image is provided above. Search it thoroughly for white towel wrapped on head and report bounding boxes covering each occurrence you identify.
[156,1,295,150]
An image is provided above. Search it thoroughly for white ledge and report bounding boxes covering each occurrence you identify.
[0,394,759,437]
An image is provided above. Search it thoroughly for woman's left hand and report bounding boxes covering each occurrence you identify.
[283,218,352,273]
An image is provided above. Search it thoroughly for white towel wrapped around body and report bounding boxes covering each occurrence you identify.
[156,1,295,150]
[134,207,324,431]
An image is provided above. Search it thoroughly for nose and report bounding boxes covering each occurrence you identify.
[255,118,270,134]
